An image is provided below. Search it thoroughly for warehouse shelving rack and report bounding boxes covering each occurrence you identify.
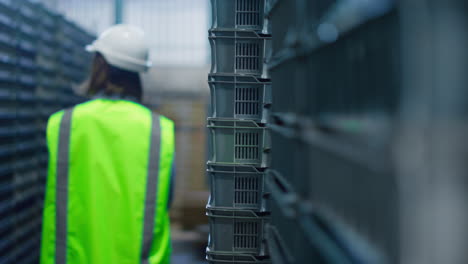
[0,1,94,262]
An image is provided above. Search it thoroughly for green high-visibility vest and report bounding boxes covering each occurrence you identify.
[40,99,175,264]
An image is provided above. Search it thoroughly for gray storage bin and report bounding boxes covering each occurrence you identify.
[300,124,398,263]
[17,0,40,24]
[210,30,271,78]
[37,4,58,31]
[207,208,270,256]
[265,170,326,264]
[265,169,299,260]
[208,118,270,167]
[211,0,269,34]
[207,164,269,212]
[207,252,271,263]
[268,116,396,262]
[266,0,301,54]
[0,4,93,262]
[268,118,312,197]
[209,74,271,123]
[269,57,308,115]
[304,11,400,118]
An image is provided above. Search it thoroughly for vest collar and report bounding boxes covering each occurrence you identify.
[92,92,140,103]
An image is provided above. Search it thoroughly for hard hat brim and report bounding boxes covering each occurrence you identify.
[85,44,96,52]
[85,43,152,72]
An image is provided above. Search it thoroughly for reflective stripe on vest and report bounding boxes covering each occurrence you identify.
[55,109,72,264]
[141,112,161,264]
[54,107,163,264]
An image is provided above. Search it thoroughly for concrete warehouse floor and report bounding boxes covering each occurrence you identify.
[170,224,208,264]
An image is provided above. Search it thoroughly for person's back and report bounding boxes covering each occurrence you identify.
[42,99,174,263]
[40,25,175,264]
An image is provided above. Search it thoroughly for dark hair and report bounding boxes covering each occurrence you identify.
[87,53,143,101]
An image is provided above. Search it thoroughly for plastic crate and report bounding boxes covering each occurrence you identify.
[267,196,385,264]
[17,22,38,40]
[209,74,271,123]
[269,56,309,114]
[0,0,16,30]
[0,68,16,84]
[17,0,40,24]
[0,31,17,50]
[0,49,17,68]
[299,125,398,262]
[265,170,326,264]
[207,208,269,256]
[266,222,329,264]
[37,43,57,60]
[265,169,298,257]
[288,10,400,118]
[17,38,36,54]
[207,252,271,263]
[302,0,335,30]
[0,211,14,233]
[207,118,270,167]
[18,57,37,72]
[207,164,269,212]
[267,0,302,54]
[269,114,398,261]
[0,0,15,12]
[37,4,58,31]
[268,118,312,198]
[210,30,271,78]
[211,0,269,34]
[0,201,13,221]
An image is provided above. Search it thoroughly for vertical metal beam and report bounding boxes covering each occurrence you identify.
[115,0,124,24]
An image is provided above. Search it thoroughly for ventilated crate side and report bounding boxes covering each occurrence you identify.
[211,0,269,33]
[264,170,324,264]
[208,118,270,167]
[207,208,269,256]
[210,30,270,78]
[209,74,271,123]
[208,164,269,212]
[267,0,301,54]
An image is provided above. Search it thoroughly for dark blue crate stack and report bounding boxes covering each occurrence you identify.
[12,1,42,262]
[207,0,272,263]
[0,1,94,263]
[35,4,60,218]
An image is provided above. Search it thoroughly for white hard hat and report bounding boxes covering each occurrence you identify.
[86,24,152,73]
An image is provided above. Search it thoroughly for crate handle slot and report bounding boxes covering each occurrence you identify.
[296,205,385,264]
[266,225,295,264]
[265,169,297,218]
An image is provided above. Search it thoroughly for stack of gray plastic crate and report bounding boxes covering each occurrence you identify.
[0,0,93,262]
[207,0,272,263]
[265,0,399,263]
